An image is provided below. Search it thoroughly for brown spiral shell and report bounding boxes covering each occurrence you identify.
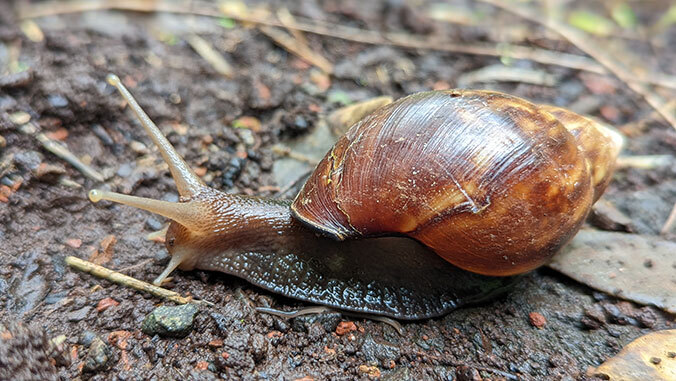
[291,90,622,276]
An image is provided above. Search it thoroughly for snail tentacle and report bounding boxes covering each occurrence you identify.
[106,73,206,197]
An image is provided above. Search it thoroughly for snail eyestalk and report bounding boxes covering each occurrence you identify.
[88,189,206,233]
[106,73,205,197]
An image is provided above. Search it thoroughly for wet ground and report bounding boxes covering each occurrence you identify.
[1,1,675,380]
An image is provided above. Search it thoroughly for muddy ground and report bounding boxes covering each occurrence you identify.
[1,1,675,380]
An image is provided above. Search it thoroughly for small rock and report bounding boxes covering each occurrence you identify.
[47,94,68,108]
[636,307,657,328]
[65,238,82,249]
[455,365,482,381]
[529,312,546,328]
[141,304,199,338]
[335,321,357,336]
[79,330,97,347]
[361,334,400,365]
[603,303,637,326]
[14,150,43,171]
[145,217,164,231]
[381,366,410,380]
[129,140,149,154]
[582,305,606,330]
[251,333,267,363]
[358,364,381,379]
[83,336,111,373]
[67,306,92,322]
[116,163,133,177]
[208,339,223,348]
[650,357,661,364]
[96,298,119,313]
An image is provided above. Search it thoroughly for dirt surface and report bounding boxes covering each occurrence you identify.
[1,1,675,380]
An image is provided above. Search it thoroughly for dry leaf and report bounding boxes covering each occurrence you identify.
[327,96,393,136]
[89,234,117,265]
[549,230,676,313]
[590,329,676,380]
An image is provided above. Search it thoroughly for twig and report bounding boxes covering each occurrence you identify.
[186,34,234,78]
[18,0,676,88]
[17,122,104,182]
[661,203,676,235]
[259,26,333,74]
[277,7,308,47]
[256,306,405,335]
[478,0,676,131]
[615,155,674,170]
[65,256,213,306]
[271,145,318,165]
[35,133,105,182]
[411,350,519,380]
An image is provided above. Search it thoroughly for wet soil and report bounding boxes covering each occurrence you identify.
[1,1,675,380]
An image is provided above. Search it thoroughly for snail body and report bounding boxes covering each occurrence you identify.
[89,75,622,319]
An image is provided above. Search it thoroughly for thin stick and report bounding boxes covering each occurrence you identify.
[256,306,404,335]
[478,0,676,131]
[18,0,676,88]
[186,34,234,78]
[259,26,333,74]
[65,256,213,306]
[34,131,104,182]
[661,203,676,235]
[277,7,308,48]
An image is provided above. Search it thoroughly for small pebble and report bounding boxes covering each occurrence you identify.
[529,312,546,328]
[79,330,97,347]
[208,339,223,348]
[67,306,92,322]
[96,297,119,312]
[83,336,111,373]
[455,365,482,381]
[129,140,149,154]
[335,321,357,336]
[142,304,199,338]
[116,163,133,177]
[146,217,164,231]
[65,238,82,248]
[650,357,661,365]
[358,364,380,379]
[9,111,31,125]
[48,94,68,108]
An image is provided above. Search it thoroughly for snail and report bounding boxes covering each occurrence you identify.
[88,74,622,320]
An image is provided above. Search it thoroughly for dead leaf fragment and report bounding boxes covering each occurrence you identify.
[529,312,546,328]
[327,96,393,136]
[359,364,381,379]
[65,238,82,248]
[549,230,676,313]
[89,235,117,265]
[96,297,119,312]
[590,329,676,380]
[335,321,357,336]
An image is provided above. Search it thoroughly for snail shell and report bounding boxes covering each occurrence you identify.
[292,90,622,276]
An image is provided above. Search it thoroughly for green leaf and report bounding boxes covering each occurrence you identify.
[654,4,676,33]
[568,10,615,36]
[327,90,352,106]
[219,17,236,29]
[611,3,637,29]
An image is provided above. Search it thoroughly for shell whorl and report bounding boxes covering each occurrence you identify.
[291,90,621,276]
